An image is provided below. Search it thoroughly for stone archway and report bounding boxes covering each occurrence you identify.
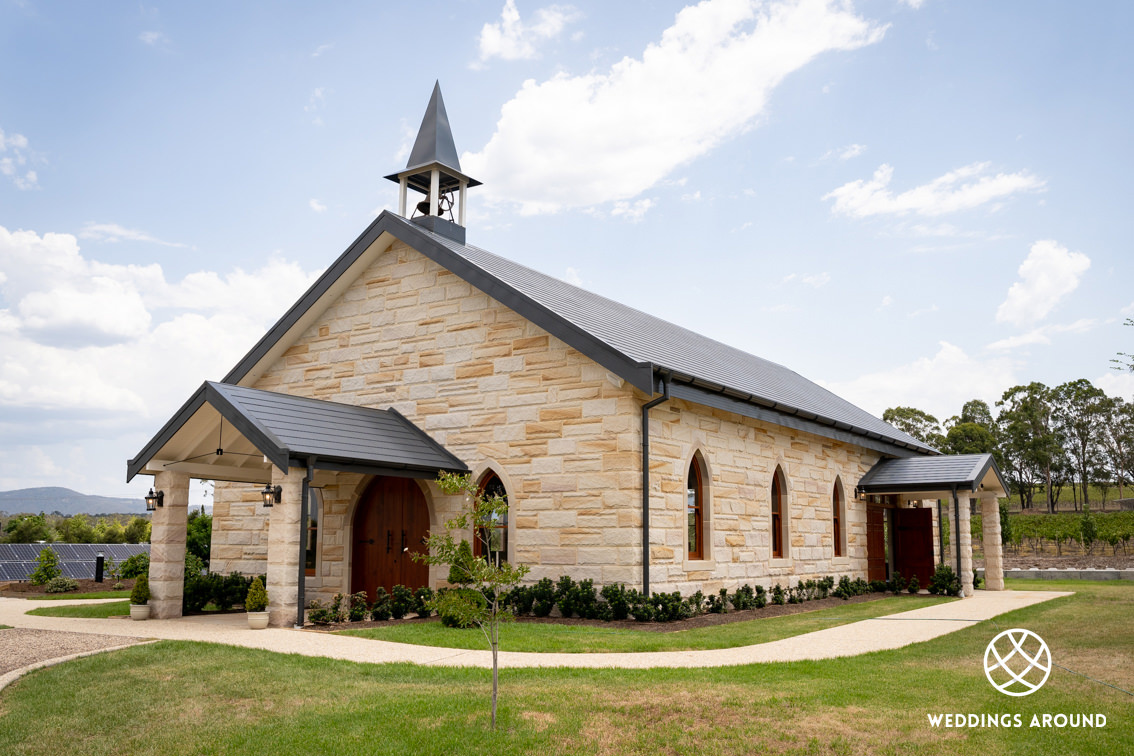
[350,476,430,602]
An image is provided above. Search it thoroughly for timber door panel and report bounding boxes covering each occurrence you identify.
[866,506,887,582]
[894,508,935,586]
[352,477,430,603]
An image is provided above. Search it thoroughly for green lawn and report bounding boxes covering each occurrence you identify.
[337,594,952,652]
[26,601,130,618]
[1,581,1129,755]
[28,589,131,601]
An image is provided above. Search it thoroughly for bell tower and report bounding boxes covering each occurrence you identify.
[385,81,480,244]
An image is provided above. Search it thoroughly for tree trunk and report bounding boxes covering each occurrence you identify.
[490,620,499,730]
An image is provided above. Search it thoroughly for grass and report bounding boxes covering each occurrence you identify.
[28,589,131,601]
[26,601,130,618]
[1,581,1130,755]
[337,595,952,653]
[0,625,10,630]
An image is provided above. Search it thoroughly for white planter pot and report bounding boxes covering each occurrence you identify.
[129,604,150,621]
[247,611,270,630]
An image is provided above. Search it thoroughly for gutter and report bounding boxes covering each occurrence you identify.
[640,372,670,595]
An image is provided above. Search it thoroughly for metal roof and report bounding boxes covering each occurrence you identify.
[384,81,481,193]
[856,453,1008,496]
[127,381,467,482]
[222,211,934,457]
[0,543,149,582]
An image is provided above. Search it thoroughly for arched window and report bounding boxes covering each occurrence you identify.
[771,467,787,559]
[832,482,844,558]
[474,471,508,567]
[687,455,705,560]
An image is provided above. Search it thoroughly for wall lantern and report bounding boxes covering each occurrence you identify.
[261,484,282,508]
[145,489,164,511]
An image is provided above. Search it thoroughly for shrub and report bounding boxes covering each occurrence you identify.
[119,552,149,579]
[346,591,369,622]
[889,575,906,594]
[771,583,786,605]
[553,575,577,617]
[907,575,920,594]
[600,583,631,620]
[330,593,348,622]
[306,600,333,625]
[44,576,79,593]
[787,585,803,605]
[753,584,768,609]
[531,577,555,617]
[370,587,391,621]
[731,584,756,611]
[437,587,487,628]
[927,564,962,597]
[245,577,268,612]
[413,586,434,618]
[130,573,150,605]
[818,576,834,599]
[650,591,691,622]
[390,585,414,619]
[29,548,61,586]
[689,590,705,615]
[627,590,654,622]
[506,585,535,616]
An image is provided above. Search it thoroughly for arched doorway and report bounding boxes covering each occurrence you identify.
[351,476,430,602]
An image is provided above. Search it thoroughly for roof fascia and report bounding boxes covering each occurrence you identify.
[296,457,466,479]
[222,212,655,394]
[127,383,211,482]
[668,382,926,459]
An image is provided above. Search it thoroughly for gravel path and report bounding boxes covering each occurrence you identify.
[0,628,141,675]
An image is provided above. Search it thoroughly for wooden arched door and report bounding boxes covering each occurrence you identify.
[351,476,430,602]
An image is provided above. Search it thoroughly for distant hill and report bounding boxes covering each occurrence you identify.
[0,487,145,516]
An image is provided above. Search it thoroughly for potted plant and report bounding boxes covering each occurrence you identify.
[129,573,151,621]
[245,576,269,629]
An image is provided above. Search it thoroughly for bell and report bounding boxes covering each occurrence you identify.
[415,198,432,216]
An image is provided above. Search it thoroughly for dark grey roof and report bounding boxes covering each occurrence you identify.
[385,81,481,193]
[857,454,1007,495]
[222,211,933,457]
[127,381,467,482]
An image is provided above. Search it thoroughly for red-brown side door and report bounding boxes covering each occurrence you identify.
[866,506,888,582]
[894,507,935,586]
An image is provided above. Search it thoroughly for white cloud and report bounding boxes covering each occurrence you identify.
[823,162,1045,218]
[610,198,654,222]
[305,87,327,125]
[681,190,702,202]
[311,43,335,58]
[563,267,583,286]
[1120,302,1134,317]
[1096,371,1134,402]
[139,31,168,46]
[900,0,926,8]
[783,272,830,288]
[819,342,1016,420]
[0,127,39,190]
[476,0,580,64]
[908,303,939,318]
[309,198,327,213]
[986,318,1097,351]
[464,0,888,215]
[995,240,1090,327]
[79,222,186,247]
[877,295,893,311]
[0,225,319,415]
[821,143,865,161]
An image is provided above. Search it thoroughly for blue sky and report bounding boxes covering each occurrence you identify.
[2,0,1132,499]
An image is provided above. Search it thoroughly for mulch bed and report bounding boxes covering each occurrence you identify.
[306,591,921,634]
[0,578,135,598]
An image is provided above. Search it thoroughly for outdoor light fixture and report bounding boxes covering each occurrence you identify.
[145,489,164,511]
[261,484,282,507]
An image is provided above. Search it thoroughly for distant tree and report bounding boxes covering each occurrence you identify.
[123,516,151,544]
[3,513,55,544]
[94,518,126,544]
[1099,396,1134,501]
[1051,379,1108,510]
[186,510,212,567]
[943,422,998,456]
[1112,318,1134,373]
[57,514,96,544]
[997,383,1060,511]
[882,406,946,449]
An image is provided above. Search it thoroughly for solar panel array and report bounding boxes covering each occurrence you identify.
[0,543,150,582]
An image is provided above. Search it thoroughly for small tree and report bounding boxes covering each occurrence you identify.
[30,547,61,585]
[414,471,529,730]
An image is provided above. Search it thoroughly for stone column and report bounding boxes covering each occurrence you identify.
[981,493,1005,591]
[267,466,303,627]
[150,471,190,619]
[957,492,974,597]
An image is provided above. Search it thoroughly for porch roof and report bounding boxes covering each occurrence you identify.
[855,453,1008,498]
[127,381,468,483]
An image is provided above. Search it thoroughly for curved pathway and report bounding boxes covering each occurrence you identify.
[0,590,1070,672]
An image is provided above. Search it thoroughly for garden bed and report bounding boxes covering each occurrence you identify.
[306,590,924,634]
[0,578,136,598]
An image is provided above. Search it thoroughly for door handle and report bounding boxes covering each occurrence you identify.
[401,530,408,552]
